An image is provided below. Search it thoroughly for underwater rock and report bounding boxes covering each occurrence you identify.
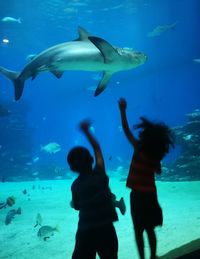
[163,109,200,181]
[185,109,200,121]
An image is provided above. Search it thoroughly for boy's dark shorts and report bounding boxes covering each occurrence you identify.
[130,190,163,230]
[72,223,118,259]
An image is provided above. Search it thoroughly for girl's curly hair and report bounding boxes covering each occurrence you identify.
[135,117,175,160]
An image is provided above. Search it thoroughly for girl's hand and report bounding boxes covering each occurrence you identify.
[79,120,91,132]
[118,97,127,110]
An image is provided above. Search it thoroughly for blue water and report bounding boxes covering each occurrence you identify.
[0,0,200,181]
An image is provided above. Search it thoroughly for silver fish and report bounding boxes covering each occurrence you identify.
[147,21,178,37]
[1,16,21,23]
[34,213,42,228]
[37,225,59,241]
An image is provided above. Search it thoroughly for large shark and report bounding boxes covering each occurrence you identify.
[0,26,147,100]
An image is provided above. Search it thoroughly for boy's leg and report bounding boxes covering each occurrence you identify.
[72,229,96,259]
[97,224,118,259]
[146,228,157,259]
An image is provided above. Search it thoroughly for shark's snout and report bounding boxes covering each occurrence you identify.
[133,52,148,65]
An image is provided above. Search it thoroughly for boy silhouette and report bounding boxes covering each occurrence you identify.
[67,120,125,259]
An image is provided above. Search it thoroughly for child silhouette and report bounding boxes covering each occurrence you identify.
[67,120,125,259]
[118,98,174,259]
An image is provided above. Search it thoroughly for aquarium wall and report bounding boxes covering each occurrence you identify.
[0,0,200,259]
[0,0,200,182]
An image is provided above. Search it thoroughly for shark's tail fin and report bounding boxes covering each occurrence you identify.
[0,66,24,100]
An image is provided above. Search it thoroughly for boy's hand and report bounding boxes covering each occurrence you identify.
[79,120,91,132]
[118,98,127,111]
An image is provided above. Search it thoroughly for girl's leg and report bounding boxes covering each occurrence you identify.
[134,227,145,259]
[146,228,157,259]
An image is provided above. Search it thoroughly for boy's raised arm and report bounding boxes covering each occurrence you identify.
[79,120,105,171]
[118,98,138,149]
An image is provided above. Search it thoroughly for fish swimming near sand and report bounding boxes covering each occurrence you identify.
[41,142,61,154]
[0,26,147,100]
[1,16,21,23]
[147,21,178,37]
[37,225,59,241]
[34,213,43,228]
[5,207,21,225]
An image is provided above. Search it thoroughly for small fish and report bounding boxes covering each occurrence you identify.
[6,196,15,206]
[25,162,33,166]
[22,189,27,195]
[63,7,78,14]
[33,156,39,163]
[5,207,21,225]
[0,196,15,209]
[147,21,178,37]
[32,171,39,176]
[41,142,61,154]
[34,213,42,228]
[37,225,59,241]
[1,16,21,23]
[183,134,192,141]
[193,59,200,63]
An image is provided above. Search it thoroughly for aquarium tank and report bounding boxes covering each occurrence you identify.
[0,0,199,258]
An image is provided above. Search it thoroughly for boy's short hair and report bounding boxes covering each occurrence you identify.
[67,146,94,173]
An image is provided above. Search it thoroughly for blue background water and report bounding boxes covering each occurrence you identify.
[0,0,200,181]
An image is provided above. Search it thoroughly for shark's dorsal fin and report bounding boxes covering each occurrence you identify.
[94,72,112,97]
[75,26,90,41]
[89,36,119,63]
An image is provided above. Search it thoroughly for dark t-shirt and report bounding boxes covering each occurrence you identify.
[71,165,118,230]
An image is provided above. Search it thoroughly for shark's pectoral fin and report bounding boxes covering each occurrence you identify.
[31,73,38,80]
[50,70,64,79]
[94,72,112,97]
[88,36,119,63]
